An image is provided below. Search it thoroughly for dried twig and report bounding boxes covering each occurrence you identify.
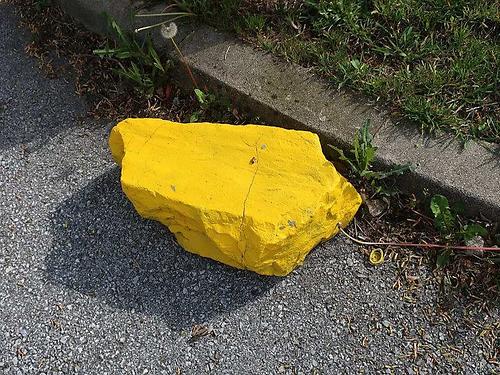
[337,225,500,252]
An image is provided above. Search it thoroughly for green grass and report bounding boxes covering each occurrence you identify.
[94,17,171,97]
[175,0,500,144]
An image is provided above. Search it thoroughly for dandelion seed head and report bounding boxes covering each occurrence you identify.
[161,22,178,39]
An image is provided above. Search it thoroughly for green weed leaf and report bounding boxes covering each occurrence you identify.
[93,15,168,98]
[350,59,361,69]
[430,194,456,233]
[194,88,207,104]
[327,144,359,175]
[461,224,487,241]
[147,40,165,72]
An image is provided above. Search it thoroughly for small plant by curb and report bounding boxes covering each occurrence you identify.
[329,119,413,196]
[430,194,487,242]
[94,17,171,98]
[429,194,491,267]
[189,88,235,122]
[334,119,499,291]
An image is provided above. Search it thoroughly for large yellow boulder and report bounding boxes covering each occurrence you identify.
[109,119,361,276]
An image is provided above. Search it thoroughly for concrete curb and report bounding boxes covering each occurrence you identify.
[57,0,500,219]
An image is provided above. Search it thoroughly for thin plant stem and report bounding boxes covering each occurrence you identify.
[337,225,500,253]
[135,12,193,18]
[170,37,198,89]
[134,16,188,33]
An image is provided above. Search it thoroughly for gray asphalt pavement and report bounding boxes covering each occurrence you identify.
[0,3,498,374]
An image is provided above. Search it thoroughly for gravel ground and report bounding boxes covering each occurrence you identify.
[0,3,498,374]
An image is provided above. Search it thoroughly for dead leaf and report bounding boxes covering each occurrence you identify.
[364,197,389,217]
[189,324,213,343]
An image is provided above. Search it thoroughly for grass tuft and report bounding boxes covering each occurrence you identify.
[176,0,500,144]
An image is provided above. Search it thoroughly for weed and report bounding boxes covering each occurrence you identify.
[190,88,214,121]
[93,17,170,97]
[429,194,487,240]
[429,194,489,266]
[461,223,488,241]
[429,195,456,234]
[188,88,235,123]
[176,0,241,30]
[329,119,413,195]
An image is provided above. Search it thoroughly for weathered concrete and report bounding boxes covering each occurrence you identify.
[56,0,500,218]
[57,0,135,35]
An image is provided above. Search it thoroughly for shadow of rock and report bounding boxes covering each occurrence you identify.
[45,167,279,329]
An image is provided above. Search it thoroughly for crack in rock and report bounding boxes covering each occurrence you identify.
[239,139,261,265]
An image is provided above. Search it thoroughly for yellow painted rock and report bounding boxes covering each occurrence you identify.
[109,119,361,276]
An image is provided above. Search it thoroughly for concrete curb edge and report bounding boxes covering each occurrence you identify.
[56,0,500,219]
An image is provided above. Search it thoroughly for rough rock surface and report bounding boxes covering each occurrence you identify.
[109,119,361,275]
